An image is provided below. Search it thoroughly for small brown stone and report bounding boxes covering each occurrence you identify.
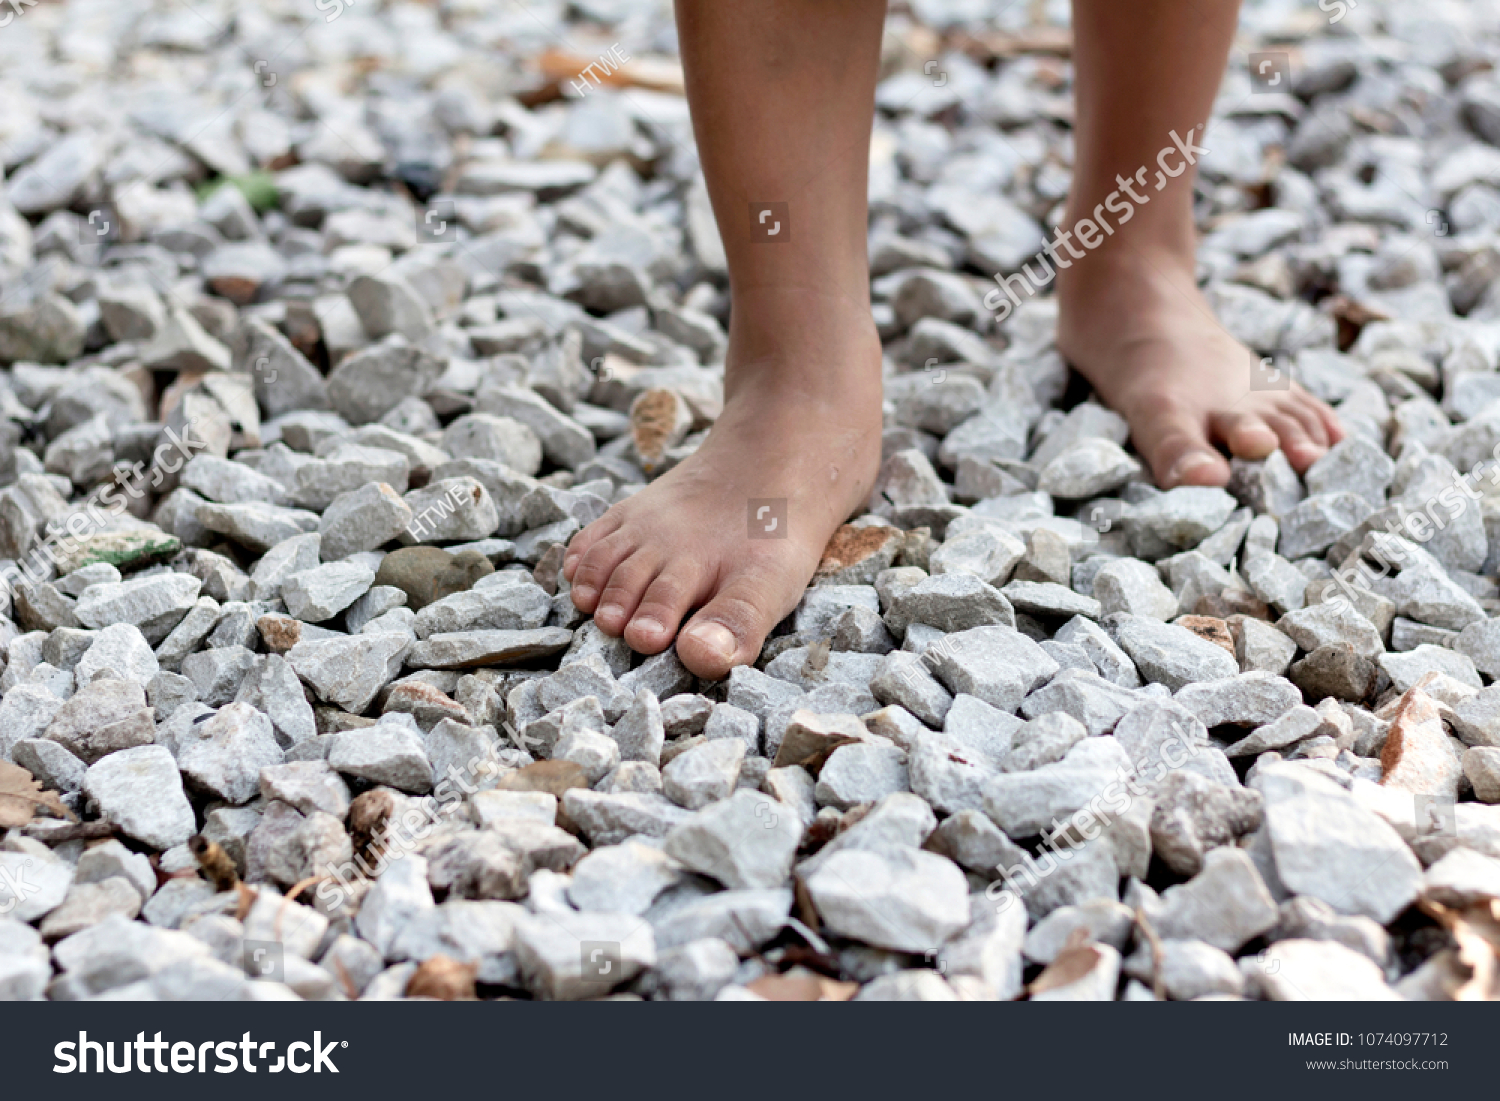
[1289,642,1378,703]
[349,787,399,862]
[1173,614,1235,657]
[375,545,494,610]
[381,682,467,728]
[814,524,902,585]
[406,954,478,1000]
[1381,687,1464,797]
[1193,589,1271,620]
[315,707,377,735]
[497,759,588,798]
[773,710,867,774]
[256,613,303,653]
[497,759,589,835]
[533,542,566,595]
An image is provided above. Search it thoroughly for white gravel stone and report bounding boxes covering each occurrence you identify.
[82,746,197,851]
[804,845,969,953]
[663,789,803,890]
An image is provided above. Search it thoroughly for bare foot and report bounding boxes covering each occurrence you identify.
[563,291,883,680]
[1057,246,1344,489]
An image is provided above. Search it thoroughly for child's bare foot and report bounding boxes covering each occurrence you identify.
[563,291,883,680]
[1057,247,1344,489]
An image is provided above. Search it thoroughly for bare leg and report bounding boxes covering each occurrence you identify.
[1059,0,1342,487]
[563,0,887,679]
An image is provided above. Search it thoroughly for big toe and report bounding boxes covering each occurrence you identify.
[1132,402,1231,489]
[676,569,788,680]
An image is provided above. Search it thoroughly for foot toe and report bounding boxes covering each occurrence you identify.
[1309,393,1345,445]
[1135,404,1231,489]
[569,531,634,614]
[592,551,661,636]
[1210,411,1279,462]
[624,565,710,655]
[677,573,785,680]
[564,512,622,583]
[1264,411,1325,472]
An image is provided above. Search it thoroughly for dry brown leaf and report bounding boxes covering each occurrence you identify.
[0,760,74,828]
[406,955,478,1001]
[332,955,360,1001]
[234,882,259,923]
[745,970,859,1002]
[792,874,821,932]
[534,49,685,95]
[1420,898,1500,1000]
[1449,920,1498,1001]
[1133,907,1167,1001]
[1028,942,1103,997]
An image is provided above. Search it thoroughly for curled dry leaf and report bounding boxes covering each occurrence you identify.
[0,760,75,828]
[1028,928,1104,998]
[1132,908,1167,1001]
[1419,898,1500,1001]
[745,969,859,1002]
[332,955,360,1001]
[234,882,259,923]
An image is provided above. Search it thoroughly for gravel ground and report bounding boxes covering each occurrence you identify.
[2,0,1500,1002]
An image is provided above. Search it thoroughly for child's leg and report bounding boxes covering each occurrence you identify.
[1059,0,1342,487]
[563,0,888,679]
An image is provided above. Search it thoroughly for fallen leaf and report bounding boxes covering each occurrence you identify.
[1133,907,1168,1001]
[234,882,259,923]
[746,969,859,1002]
[332,955,360,1001]
[0,761,74,829]
[520,49,685,105]
[1028,941,1103,997]
[1420,898,1500,1000]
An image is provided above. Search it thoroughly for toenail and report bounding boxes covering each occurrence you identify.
[687,622,737,660]
[573,584,596,601]
[598,603,624,620]
[1167,451,1218,484]
[633,616,663,636]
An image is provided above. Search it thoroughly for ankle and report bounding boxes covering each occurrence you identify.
[722,288,881,397]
